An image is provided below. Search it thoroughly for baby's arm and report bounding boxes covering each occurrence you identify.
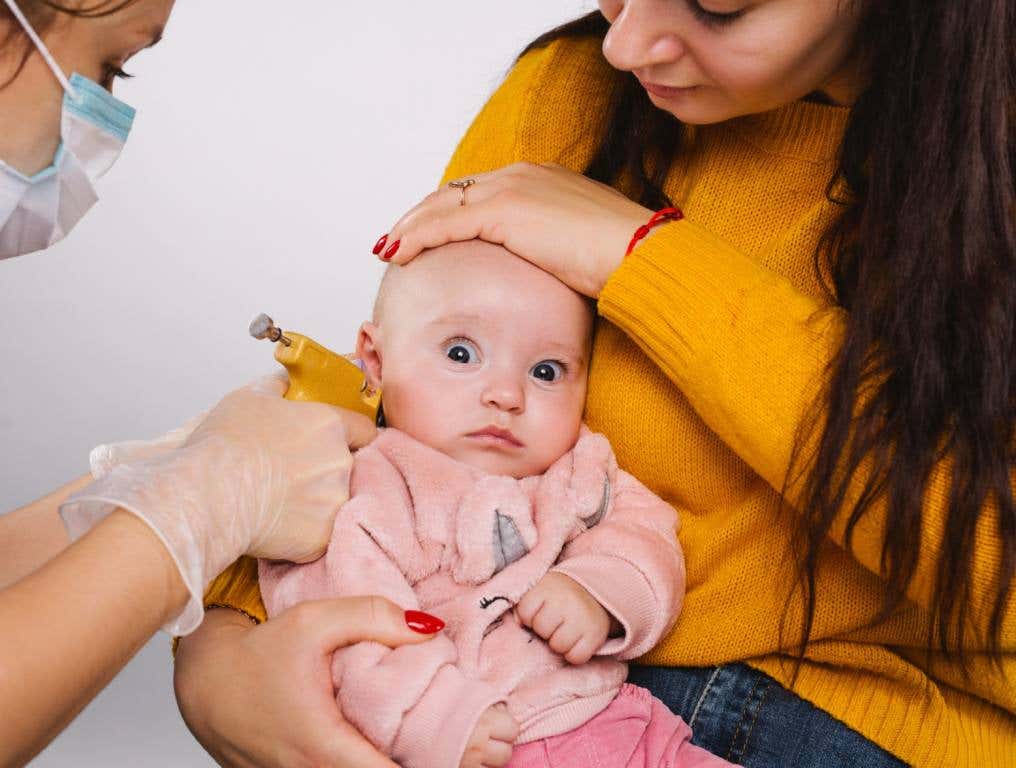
[521,468,684,663]
[258,450,510,768]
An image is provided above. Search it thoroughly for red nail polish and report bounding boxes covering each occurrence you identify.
[372,234,388,255]
[382,239,401,261]
[405,610,445,634]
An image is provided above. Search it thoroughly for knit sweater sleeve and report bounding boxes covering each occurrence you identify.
[170,555,264,656]
[200,556,266,623]
[599,218,1013,638]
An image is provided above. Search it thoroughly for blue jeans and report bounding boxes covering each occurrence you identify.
[627,663,909,767]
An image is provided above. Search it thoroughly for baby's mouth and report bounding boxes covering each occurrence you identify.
[466,426,524,448]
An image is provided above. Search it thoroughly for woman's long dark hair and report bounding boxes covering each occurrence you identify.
[524,3,1015,667]
[0,1,138,87]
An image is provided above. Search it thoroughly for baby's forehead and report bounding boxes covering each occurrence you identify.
[374,242,590,333]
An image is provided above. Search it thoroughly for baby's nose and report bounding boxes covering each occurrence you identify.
[481,376,525,413]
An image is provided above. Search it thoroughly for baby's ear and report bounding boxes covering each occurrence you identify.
[356,321,384,390]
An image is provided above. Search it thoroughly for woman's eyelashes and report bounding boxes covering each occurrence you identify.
[102,62,133,89]
[687,0,745,27]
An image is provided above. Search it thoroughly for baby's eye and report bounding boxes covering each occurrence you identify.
[531,360,565,382]
[446,340,479,364]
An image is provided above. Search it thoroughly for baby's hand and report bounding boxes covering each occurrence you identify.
[515,572,613,665]
[461,704,518,768]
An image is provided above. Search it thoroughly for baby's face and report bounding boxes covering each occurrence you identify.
[359,242,592,478]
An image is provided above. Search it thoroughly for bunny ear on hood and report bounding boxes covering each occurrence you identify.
[449,475,538,585]
[536,427,617,535]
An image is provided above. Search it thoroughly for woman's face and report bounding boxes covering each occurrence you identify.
[1,0,173,87]
[598,0,864,124]
[0,0,174,174]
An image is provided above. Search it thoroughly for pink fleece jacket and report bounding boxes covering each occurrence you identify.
[259,427,684,768]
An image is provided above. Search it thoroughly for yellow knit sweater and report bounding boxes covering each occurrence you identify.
[200,37,1015,767]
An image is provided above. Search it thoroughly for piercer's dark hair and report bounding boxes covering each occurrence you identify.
[0,0,139,87]
[524,3,1015,669]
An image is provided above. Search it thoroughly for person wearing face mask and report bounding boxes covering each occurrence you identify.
[176,1,1015,767]
[0,3,442,766]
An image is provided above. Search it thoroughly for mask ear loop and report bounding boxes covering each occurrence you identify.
[2,0,79,99]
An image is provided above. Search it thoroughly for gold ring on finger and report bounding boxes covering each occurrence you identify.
[448,178,476,206]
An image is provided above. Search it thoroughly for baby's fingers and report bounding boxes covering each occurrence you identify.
[483,706,519,767]
[529,601,566,640]
[563,631,602,666]
[514,588,545,628]
[548,620,583,658]
[482,738,514,768]
[487,704,519,742]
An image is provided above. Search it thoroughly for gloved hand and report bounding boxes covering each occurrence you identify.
[89,412,206,479]
[59,374,377,635]
[88,358,364,477]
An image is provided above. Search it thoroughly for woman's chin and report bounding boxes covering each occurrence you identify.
[644,87,735,126]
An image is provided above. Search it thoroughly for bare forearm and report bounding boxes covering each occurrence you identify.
[174,609,256,766]
[0,474,91,589]
[0,508,188,767]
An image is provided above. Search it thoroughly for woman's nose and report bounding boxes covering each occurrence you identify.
[602,0,686,73]
[481,376,525,414]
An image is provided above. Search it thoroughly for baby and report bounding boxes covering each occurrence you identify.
[259,241,736,768]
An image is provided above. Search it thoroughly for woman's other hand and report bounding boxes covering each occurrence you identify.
[175,596,443,768]
[379,163,654,298]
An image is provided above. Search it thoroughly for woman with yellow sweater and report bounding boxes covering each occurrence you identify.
[174,2,1014,767]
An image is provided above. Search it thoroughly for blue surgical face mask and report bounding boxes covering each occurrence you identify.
[0,0,136,259]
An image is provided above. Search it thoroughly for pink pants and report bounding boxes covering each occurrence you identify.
[506,684,740,768]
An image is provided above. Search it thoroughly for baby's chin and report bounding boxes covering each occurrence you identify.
[448,446,556,480]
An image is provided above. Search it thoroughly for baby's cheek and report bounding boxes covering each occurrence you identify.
[381,380,450,441]
[527,417,584,476]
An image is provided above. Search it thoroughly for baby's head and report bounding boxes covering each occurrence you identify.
[357,241,593,478]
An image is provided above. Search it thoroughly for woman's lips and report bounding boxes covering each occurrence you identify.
[467,427,524,448]
[639,80,699,99]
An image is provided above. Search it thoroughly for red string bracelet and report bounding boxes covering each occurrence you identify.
[625,206,684,257]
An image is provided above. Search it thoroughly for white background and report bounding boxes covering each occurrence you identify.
[1,2,595,764]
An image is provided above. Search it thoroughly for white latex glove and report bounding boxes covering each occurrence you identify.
[89,412,206,480]
[87,360,363,476]
[59,374,376,635]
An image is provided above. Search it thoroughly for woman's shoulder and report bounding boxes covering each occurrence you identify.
[443,35,619,181]
[512,35,618,104]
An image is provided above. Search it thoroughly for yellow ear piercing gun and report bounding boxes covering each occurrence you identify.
[249,313,380,420]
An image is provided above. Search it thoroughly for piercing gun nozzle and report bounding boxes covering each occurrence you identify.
[248,312,380,420]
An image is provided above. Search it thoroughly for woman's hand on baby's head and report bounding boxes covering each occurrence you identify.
[461,703,518,768]
[515,571,612,665]
[379,162,652,299]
